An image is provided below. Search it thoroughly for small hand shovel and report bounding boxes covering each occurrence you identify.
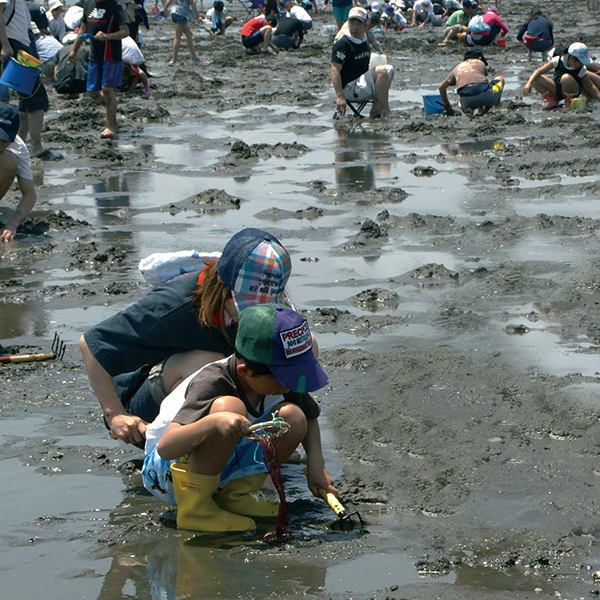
[319,489,364,532]
[0,333,66,364]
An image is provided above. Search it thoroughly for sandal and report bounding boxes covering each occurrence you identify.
[100,128,117,139]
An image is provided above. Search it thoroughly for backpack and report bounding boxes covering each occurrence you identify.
[54,48,88,95]
[468,14,490,33]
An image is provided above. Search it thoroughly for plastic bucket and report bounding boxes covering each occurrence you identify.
[422,93,444,115]
[17,50,42,68]
[496,37,505,47]
[0,56,39,95]
[369,53,387,69]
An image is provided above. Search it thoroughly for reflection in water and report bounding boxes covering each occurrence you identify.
[93,175,130,217]
[334,124,393,193]
[454,564,548,593]
[31,167,44,188]
[97,536,328,600]
[441,139,503,157]
[0,300,48,339]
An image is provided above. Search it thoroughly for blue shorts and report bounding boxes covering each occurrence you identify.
[171,12,188,25]
[242,30,264,48]
[142,410,273,504]
[87,60,123,92]
[333,5,351,21]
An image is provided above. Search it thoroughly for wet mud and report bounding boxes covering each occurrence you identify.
[3,0,600,598]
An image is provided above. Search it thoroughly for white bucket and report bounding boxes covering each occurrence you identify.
[369,53,387,69]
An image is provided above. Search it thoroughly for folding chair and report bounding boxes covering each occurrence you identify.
[234,0,264,18]
[346,99,373,118]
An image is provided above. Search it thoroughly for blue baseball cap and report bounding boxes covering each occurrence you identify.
[0,104,19,143]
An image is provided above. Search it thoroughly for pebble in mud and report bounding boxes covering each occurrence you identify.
[411,166,438,177]
[505,324,530,335]
[354,288,400,309]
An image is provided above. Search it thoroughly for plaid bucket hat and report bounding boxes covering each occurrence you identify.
[217,228,291,313]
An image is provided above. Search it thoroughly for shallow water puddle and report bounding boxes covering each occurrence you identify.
[0,539,112,600]
[323,551,446,592]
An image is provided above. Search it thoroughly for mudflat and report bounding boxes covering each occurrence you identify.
[3,1,600,598]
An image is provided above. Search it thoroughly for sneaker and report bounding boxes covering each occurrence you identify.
[168,59,176,65]
[191,57,201,64]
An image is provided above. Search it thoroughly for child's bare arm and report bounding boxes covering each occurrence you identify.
[157,405,250,460]
[523,60,553,95]
[302,418,337,497]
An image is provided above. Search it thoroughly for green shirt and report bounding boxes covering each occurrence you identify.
[445,9,468,27]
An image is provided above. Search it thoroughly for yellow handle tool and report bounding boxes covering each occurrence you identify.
[319,489,348,518]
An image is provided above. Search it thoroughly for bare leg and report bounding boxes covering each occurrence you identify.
[371,65,395,118]
[27,110,44,156]
[103,86,117,131]
[172,23,185,60]
[183,23,199,59]
[531,74,556,95]
[17,111,29,146]
[88,90,106,106]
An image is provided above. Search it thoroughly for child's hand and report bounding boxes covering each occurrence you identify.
[305,463,336,498]
[214,412,251,440]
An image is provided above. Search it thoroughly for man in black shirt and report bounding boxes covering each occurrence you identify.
[272,14,304,49]
[330,6,394,117]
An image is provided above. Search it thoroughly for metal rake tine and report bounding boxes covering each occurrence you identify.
[51,332,66,360]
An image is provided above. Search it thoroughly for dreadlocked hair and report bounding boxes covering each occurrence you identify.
[192,263,234,345]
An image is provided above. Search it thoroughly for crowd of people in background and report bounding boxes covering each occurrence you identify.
[1,0,598,242]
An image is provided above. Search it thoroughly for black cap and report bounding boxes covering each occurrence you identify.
[464,48,488,65]
[0,103,19,143]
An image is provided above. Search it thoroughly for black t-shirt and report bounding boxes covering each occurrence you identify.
[82,0,125,62]
[83,270,236,402]
[274,16,304,38]
[331,35,370,88]
[28,5,49,31]
[175,355,321,425]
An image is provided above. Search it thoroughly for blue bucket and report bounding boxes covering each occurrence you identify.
[0,56,39,96]
[422,93,444,115]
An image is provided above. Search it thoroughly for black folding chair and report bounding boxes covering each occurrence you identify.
[346,99,373,118]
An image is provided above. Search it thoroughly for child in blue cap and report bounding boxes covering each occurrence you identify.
[142,303,336,532]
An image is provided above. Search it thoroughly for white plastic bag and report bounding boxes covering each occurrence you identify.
[139,250,221,287]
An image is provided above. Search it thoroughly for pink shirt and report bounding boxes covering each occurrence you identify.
[479,11,508,37]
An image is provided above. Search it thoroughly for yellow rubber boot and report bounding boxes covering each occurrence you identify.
[214,474,279,517]
[170,462,256,532]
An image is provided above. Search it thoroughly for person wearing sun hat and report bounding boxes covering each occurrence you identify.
[411,0,440,27]
[0,104,36,242]
[523,42,600,110]
[330,6,394,117]
[141,302,336,532]
[47,0,66,42]
[79,228,315,446]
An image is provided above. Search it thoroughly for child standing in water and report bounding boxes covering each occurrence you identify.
[161,0,202,64]
[522,43,600,110]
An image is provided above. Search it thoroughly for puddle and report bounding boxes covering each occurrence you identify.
[324,552,445,592]
[3,30,600,600]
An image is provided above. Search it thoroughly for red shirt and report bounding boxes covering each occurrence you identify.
[241,15,266,37]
